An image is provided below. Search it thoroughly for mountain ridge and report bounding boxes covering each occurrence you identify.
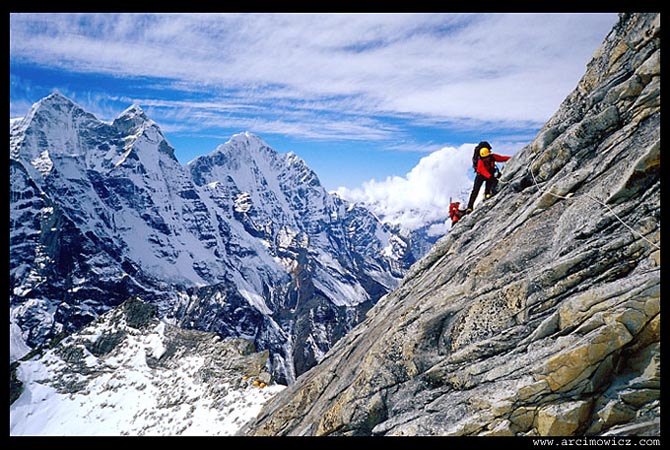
[9,96,433,384]
[11,296,283,436]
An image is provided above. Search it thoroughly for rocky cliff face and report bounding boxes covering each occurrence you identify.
[242,13,660,437]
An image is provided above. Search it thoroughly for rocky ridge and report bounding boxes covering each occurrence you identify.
[10,297,282,435]
[242,13,660,437]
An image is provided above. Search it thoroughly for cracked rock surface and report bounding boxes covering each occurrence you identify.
[242,13,660,437]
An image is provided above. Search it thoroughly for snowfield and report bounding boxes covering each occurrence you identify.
[10,299,285,436]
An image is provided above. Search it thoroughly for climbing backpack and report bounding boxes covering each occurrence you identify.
[472,141,492,171]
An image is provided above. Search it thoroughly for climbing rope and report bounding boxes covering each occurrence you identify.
[526,151,660,251]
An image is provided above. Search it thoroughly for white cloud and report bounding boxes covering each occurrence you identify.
[10,12,618,130]
[132,96,400,141]
[336,143,478,230]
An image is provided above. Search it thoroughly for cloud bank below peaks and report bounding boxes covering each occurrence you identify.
[336,144,476,234]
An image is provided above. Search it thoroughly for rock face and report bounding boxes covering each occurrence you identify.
[242,13,660,437]
[10,297,283,436]
[9,96,431,383]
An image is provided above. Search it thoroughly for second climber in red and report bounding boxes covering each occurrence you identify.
[466,142,510,213]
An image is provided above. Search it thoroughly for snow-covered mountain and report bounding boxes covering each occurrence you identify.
[9,93,431,383]
[11,297,282,435]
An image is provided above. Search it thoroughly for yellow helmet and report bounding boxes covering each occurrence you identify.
[479,147,491,158]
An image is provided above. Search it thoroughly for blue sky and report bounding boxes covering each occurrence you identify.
[10,13,617,200]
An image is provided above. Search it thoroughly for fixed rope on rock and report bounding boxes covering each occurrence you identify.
[525,149,660,251]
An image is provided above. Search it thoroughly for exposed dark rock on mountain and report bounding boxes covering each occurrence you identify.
[9,95,431,384]
[10,297,282,435]
[242,12,660,437]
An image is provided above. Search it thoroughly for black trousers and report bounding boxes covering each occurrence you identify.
[467,174,498,210]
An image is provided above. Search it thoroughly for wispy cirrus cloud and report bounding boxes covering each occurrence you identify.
[10,12,618,192]
[112,95,401,142]
[10,13,617,130]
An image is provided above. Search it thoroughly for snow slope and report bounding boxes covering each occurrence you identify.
[10,298,283,436]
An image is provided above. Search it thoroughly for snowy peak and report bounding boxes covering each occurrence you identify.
[110,103,179,164]
[229,131,268,147]
[22,92,91,128]
[188,132,277,187]
[35,92,79,111]
[217,131,279,166]
[11,93,178,175]
[10,92,101,165]
[112,103,152,135]
[191,131,319,191]
[10,92,430,387]
[122,103,146,116]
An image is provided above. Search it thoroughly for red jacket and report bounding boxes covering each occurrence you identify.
[476,154,510,179]
[449,202,462,224]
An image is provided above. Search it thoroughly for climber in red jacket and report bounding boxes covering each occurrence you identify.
[466,144,510,212]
